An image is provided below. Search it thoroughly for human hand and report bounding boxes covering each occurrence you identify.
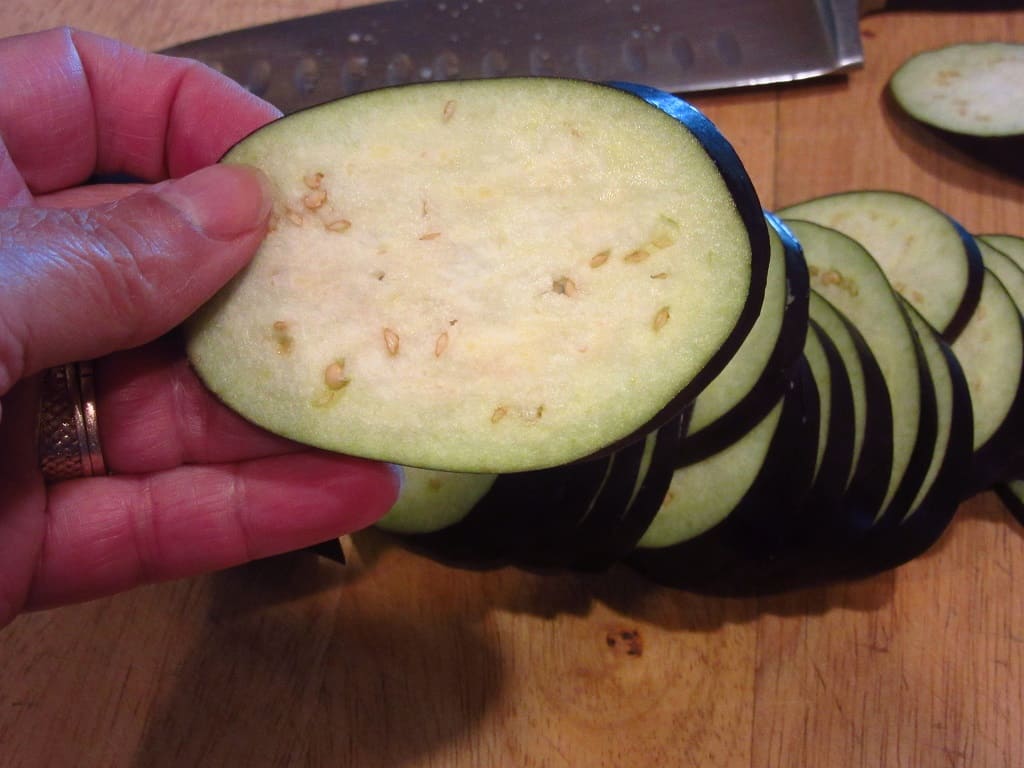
[0,28,400,628]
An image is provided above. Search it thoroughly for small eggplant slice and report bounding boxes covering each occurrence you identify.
[780,191,983,342]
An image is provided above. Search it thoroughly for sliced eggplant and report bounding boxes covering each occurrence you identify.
[889,42,1024,138]
[852,300,972,574]
[678,211,809,465]
[185,78,768,473]
[780,191,983,342]
[977,238,1024,312]
[888,43,1024,178]
[398,453,613,569]
[792,293,893,557]
[979,234,1024,270]
[800,318,856,518]
[782,219,928,524]
[629,359,820,595]
[375,468,498,534]
[951,268,1024,493]
[568,415,683,571]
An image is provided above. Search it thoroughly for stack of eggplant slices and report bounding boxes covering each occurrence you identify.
[185,70,1024,595]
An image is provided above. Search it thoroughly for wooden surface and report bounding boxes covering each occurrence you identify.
[4,4,1024,767]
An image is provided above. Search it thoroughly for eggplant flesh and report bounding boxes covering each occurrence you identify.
[186,78,768,474]
[780,191,983,342]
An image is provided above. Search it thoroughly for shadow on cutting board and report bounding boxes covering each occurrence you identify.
[129,550,502,768]
[882,87,1024,196]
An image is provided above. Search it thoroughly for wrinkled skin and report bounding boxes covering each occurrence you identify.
[0,28,400,629]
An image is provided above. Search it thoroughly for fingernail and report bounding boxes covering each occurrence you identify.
[156,165,273,240]
[387,463,406,498]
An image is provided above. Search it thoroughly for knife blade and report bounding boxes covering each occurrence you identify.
[159,0,864,113]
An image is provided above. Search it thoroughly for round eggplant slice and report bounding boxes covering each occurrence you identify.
[977,238,1024,312]
[794,293,893,555]
[951,268,1024,493]
[185,78,768,473]
[783,219,926,523]
[976,238,1024,480]
[376,468,498,534]
[979,234,1024,270]
[780,191,983,342]
[398,454,613,569]
[853,301,972,575]
[568,414,683,571]
[801,319,855,516]
[513,437,648,570]
[679,211,809,465]
[889,42,1024,137]
[629,359,820,596]
[888,43,1024,179]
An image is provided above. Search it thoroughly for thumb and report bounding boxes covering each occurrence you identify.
[0,164,272,393]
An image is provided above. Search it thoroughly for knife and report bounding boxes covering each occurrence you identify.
[159,0,1009,113]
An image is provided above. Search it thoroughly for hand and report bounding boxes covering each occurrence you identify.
[0,28,400,628]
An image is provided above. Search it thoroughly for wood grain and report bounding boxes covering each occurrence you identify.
[2,4,1024,767]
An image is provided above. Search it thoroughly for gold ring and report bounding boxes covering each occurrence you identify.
[36,361,106,483]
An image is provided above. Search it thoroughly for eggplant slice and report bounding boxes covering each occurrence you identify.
[780,191,983,342]
[782,219,929,524]
[679,212,809,466]
[186,78,767,473]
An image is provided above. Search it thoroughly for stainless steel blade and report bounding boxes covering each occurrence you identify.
[160,0,865,113]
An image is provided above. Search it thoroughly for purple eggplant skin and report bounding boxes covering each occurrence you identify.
[855,335,973,576]
[514,437,648,572]
[798,300,940,583]
[398,454,614,571]
[582,81,769,459]
[568,412,686,573]
[677,212,810,467]
[971,358,1024,493]
[965,308,1024,496]
[885,85,1024,183]
[941,218,986,345]
[794,319,857,529]
[627,359,821,597]
[801,302,895,552]
[871,301,940,527]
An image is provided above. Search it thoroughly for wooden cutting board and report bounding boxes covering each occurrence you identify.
[3,4,1024,766]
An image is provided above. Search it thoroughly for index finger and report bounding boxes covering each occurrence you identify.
[0,28,281,194]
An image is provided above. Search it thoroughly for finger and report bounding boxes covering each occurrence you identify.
[96,340,305,473]
[0,134,32,207]
[0,28,280,195]
[0,378,46,625]
[0,163,271,390]
[36,182,147,209]
[26,453,401,611]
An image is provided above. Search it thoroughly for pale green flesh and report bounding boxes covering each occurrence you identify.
[901,302,953,520]
[890,43,1024,137]
[951,269,1023,450]
[376,468,497,534]
[979,234,1024,270]
[802,325,830,482]
[808,292,867,490]
[627,431,659,509]
[978,239,1024,313]
[780,191,969,335]
[186,79,754,472]
[784,220,920,518]
[687,218,787,435]
[637,400,783,548]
